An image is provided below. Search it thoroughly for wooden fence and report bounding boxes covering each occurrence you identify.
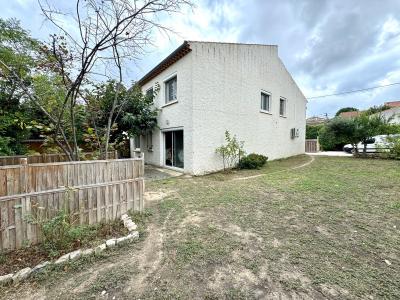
[0,157,144,250]
[305,139,320,153]
[0,151,118,167]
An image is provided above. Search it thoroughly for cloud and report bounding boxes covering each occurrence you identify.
[1,0,400,117]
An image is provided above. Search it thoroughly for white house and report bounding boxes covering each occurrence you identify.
[374,107,400,124]
[136,41,307,175]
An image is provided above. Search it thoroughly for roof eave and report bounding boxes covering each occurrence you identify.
[137,41,191,87]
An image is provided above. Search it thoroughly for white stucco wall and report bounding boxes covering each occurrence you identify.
[189,42,306,175]
[140,41,306,175]
[140,53,194,174]
[376,107,400,124]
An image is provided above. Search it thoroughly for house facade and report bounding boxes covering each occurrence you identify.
[136,41,307,175]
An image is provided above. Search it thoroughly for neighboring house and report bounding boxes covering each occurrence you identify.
[338,111,362,119]
[306,116,328,126]
[384,101,400,108]
[373,106,400,124]
[136,41,307,175]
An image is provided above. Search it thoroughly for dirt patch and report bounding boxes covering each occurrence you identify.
[124,212,170,295]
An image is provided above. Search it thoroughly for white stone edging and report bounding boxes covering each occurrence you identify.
[0,215,139,286]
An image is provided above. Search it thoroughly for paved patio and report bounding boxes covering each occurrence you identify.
[144,164,184,180]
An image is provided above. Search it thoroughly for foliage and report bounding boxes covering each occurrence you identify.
[39,211,80,257]
[388,136,400,159]
[215,131,245,171]
[318,118,357,150]
[365,104,391,115]
[353,114,389,155]
[335,107,358,117]
[0,18,44,154]
[306,124,324,139]
[86,81,158,156]
[318,114,391,153]
[238,153,268,169]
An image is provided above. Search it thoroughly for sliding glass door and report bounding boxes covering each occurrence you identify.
[165,130,184,168]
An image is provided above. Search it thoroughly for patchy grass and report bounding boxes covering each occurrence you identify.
[2,155,399,299]
[142,155,400,299]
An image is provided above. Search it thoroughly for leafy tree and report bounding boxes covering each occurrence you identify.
[306,124,324,139]
[353,114,390,155]
[85,81,158,157]
[335,107,358,117]
[318,118,357,151]
[0,18,44,154]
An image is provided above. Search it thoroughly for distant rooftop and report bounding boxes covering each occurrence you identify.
[338,111,362,119]
[385,101,400,108]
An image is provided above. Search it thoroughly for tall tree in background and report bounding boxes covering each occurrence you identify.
[0,18,45,155]
[0,0,190,160]
[335,107,358,117]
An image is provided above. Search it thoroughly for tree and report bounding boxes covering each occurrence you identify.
[335,107,358,117]
[306,124,324,139]
[353,114,389,155]
[319,118,357,151]
[0,18,45,154]
[85,81,158,157]
[0,0,190,160]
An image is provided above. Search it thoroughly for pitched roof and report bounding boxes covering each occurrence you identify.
[385,101,400,108]
[338,111,361,118]
[137,41,192,86]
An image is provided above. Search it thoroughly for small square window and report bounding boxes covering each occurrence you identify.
[165,76,177,103]
[260,92,270,112]
[280,98,287,117]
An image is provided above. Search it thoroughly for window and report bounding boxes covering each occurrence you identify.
[147,132,153,151]
[260,92,271,112]
[165,76,177,103]
[146,87,154,102]
[280,98,287,117]
[134,135,141,149]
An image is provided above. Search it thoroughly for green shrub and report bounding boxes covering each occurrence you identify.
[39,211,98,257]
[238,153,268,169]
[389,136,400,159]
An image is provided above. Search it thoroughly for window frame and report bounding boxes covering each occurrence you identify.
[279,97,287,117]
[164,75,177,104]
[260,91,271,114]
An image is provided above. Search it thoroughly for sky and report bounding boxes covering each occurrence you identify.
[2,0,400,117]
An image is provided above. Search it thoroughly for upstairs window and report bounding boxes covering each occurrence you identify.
[165,76,177,103]
[260,92,271,112]
[280,98,287,117]
[146,87,154,102]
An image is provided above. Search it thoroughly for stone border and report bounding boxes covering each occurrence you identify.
[0,214,139,286]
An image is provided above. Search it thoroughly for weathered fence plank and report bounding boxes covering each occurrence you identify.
[305,139,320,153]
[0,158,144,250]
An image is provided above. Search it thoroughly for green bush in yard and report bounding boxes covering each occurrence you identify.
[389,136,400,159]
[238,153,268,169]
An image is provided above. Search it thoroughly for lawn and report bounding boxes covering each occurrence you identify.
[2,155,400,299]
